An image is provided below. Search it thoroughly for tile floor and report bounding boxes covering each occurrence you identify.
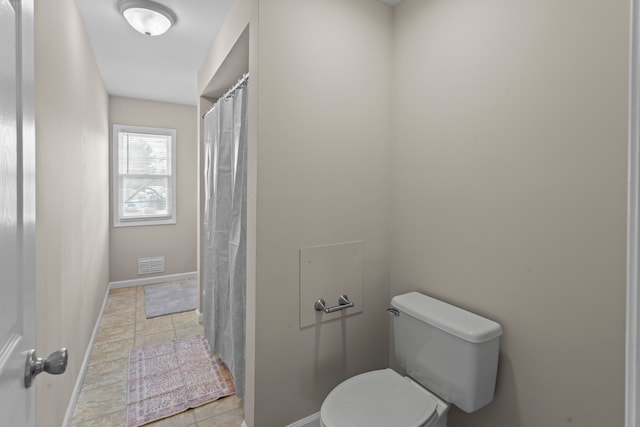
[70,285,243,427]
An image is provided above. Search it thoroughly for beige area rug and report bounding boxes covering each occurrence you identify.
[127,335,236,427]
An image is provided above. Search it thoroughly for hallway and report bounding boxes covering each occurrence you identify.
[69,286,243,426]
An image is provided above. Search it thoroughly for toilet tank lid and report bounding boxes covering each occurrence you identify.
[391,292,503,343]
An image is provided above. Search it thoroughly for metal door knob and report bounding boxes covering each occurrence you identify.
[24,348,68,388]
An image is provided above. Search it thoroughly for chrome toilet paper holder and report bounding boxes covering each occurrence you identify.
[314,295,354,314]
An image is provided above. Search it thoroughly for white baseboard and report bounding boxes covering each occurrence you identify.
[196,308,203,324]
[286,412,321,427]
[109,271,197,289]
[62,284,111,427]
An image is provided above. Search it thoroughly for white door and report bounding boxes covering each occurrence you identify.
[0,0,36,425]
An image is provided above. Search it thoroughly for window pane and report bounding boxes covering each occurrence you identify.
[113,125,176,226]
[121,176,170,218]
[119,132,170,175]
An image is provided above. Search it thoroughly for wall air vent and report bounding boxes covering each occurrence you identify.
[138,256,164,275]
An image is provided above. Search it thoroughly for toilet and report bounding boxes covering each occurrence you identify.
[320,292,503,427]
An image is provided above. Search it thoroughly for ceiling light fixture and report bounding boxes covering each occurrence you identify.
[118,0,176,37]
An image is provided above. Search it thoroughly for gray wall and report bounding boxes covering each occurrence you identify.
[34,0,110,424]
[391,0,628,425]
[109,97,197,282]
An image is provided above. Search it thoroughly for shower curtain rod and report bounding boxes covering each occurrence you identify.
[202,73,249,119]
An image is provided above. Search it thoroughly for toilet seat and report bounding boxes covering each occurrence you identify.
[320,369,439,427]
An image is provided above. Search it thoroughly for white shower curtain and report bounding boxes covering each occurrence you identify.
[203,77,247,398]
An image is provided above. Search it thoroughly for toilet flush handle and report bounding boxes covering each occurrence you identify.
[386,308,399,316]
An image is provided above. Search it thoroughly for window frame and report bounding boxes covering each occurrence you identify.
[112,124,177,227]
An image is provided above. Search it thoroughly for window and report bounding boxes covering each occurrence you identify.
[113,125,176,227]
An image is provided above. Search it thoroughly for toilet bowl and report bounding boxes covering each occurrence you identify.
[319,292,503,427]
[320,369,449,427]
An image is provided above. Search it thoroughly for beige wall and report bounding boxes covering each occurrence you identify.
[197,0,250,98]
[34,0,110,425]
[199,0,392,425]
[391,0,628,426]
[252,1,392,425]
[109,97,197,282]
[201,0,629,425]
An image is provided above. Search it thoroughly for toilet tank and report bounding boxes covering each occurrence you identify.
[391,292,503,413]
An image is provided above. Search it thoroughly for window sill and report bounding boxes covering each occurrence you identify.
[113,218,176,227]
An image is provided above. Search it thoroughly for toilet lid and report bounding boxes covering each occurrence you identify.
[320,369,438,427]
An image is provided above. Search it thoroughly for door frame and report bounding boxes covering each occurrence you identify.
[628,0,640,426]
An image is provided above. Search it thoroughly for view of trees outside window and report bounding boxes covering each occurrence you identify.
[118,131,171,219]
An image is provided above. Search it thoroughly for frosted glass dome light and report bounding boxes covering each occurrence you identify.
[118,0,176,36]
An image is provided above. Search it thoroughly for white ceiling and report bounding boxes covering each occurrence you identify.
[76,0,401,107]
[76,0,234,106]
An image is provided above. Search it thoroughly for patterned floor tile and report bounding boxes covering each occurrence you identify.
[175,324,205,339]
[70,409,126,427]
[103,297,136,315]
[109,287,136,297]
[145,409,197,427]
[72,284,243,427]
[91,337,135,362]
[136,316,174,336]
[196,406,244,426]
[193,395,243,423]
[172,310,200,329]
[95,323,135,343]
[101,310,136,328]
[134,329,177,347]
[82,357,129,390]
[136,308,148,323]
[72,381,127,423]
